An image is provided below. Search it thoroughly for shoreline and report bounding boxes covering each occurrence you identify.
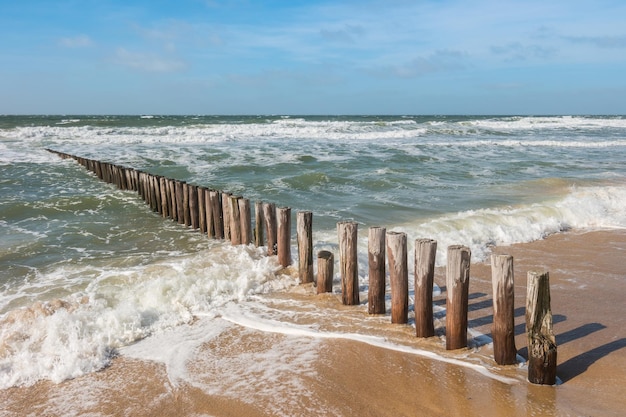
[2,229,625,416]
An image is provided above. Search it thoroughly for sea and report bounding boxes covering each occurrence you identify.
[1,114,625,392]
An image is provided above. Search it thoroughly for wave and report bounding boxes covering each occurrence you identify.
[393,184,626,266]
[3,115,626,151]
[0,245,296,388]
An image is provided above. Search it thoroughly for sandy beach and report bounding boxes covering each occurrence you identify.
[1,229,625,417]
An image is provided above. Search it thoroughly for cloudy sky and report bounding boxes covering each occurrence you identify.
[2,0,625,115]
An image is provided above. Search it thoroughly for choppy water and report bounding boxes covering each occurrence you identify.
[1,114,625,388]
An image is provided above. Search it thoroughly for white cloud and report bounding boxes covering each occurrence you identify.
[59,35,93,48]
[114,48,187,73]
[372,49,468,79]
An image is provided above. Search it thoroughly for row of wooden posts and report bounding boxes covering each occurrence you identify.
[47,149,557,385]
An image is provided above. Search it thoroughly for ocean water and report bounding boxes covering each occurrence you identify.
[1,115,625,391]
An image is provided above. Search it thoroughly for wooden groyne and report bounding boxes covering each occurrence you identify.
[47,149,557,384]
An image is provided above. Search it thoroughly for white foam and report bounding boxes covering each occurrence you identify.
[0,244,297,388]
[220,306,518,384]
[392,184,626,266]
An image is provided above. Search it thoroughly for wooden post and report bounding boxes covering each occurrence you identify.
[189,185,199,229]
[255,201,264,247]
[446,245,471,350]
[263,202,277,255]
[337,221,359,305]
[204,188,214,238]
[159,177,168,218]
[526,271,557,385]
[198,186,207,233]
[387,231,408,324]
[239,198,252,245]
[491,254,518,365]
[317,250,334,294]
[415,238,437,338]
[183,184,191,227]
[150,175,161,213]
[368,226,386,314]
[209,190,223,239]
[140,172,148,204]
[277,207,291,267]
[168,179,177,221]
[222,192,231,240]
[95,161,103,180]
[297,211,314,283]
[175,181,185,224]
[229,195,242,245]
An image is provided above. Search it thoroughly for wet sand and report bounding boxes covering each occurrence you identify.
[1,230,625,416]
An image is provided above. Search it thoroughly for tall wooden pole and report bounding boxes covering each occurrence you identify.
[415,238,437,338]
[297,211,314,283]
[368,226,386,314]
[255,201,264,247]
[159,177,169,219]
[239,197,252,245]
[387,231,408,324]
[526,271,557,385]
[338,221,359,305]
[209,190,223,239]
[198,186,207,233]
[229,195,242,245]
[175,181,185,224]
[263,202,277,256]
[222,192,231,240]
[189,184,199,229]
[168,179,177,221]
[491,254,517,365]
[446,245,471,350]
[203,188,213,237]
[277,207,291,267]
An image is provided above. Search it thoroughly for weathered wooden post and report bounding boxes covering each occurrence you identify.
[263,202,277,255]
[229,195,242,245]
[491,254,518,365]
[222,192,232,240]
[175,181,185,224]
[387,231,408,324]
[204,188,214,237]
[141,172,148,205]
[151,175,160,213]
[198,186,207,233]
[368,226,386,314]
[297,211,314,283]
[159,177,169,218]
[239,198,252,245]
[255,201,264,247]
[317,250,334,294]
[209,190,223,239]
[338,221,359,305]
[415,238,437,338]
[526,271,557,385]
[189,185,199,229]
[183,182,192,226]
[277,207,291,267]
[446,245,471,350]
[168,179,178,222]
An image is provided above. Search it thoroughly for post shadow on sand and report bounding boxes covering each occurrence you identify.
[433,290,486,318]
[557,337,626,383]
[517,322,605,362]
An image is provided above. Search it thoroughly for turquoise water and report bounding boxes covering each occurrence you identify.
[1,114,625,387]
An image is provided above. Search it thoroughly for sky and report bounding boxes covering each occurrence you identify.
[1,0,626,115]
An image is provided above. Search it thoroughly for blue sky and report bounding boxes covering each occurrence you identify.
[1,0,625,114]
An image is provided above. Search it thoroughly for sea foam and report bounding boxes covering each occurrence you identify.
[0,244,295,388]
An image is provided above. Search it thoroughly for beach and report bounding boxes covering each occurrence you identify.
[2,229,624,417]
[1,115,626,416]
